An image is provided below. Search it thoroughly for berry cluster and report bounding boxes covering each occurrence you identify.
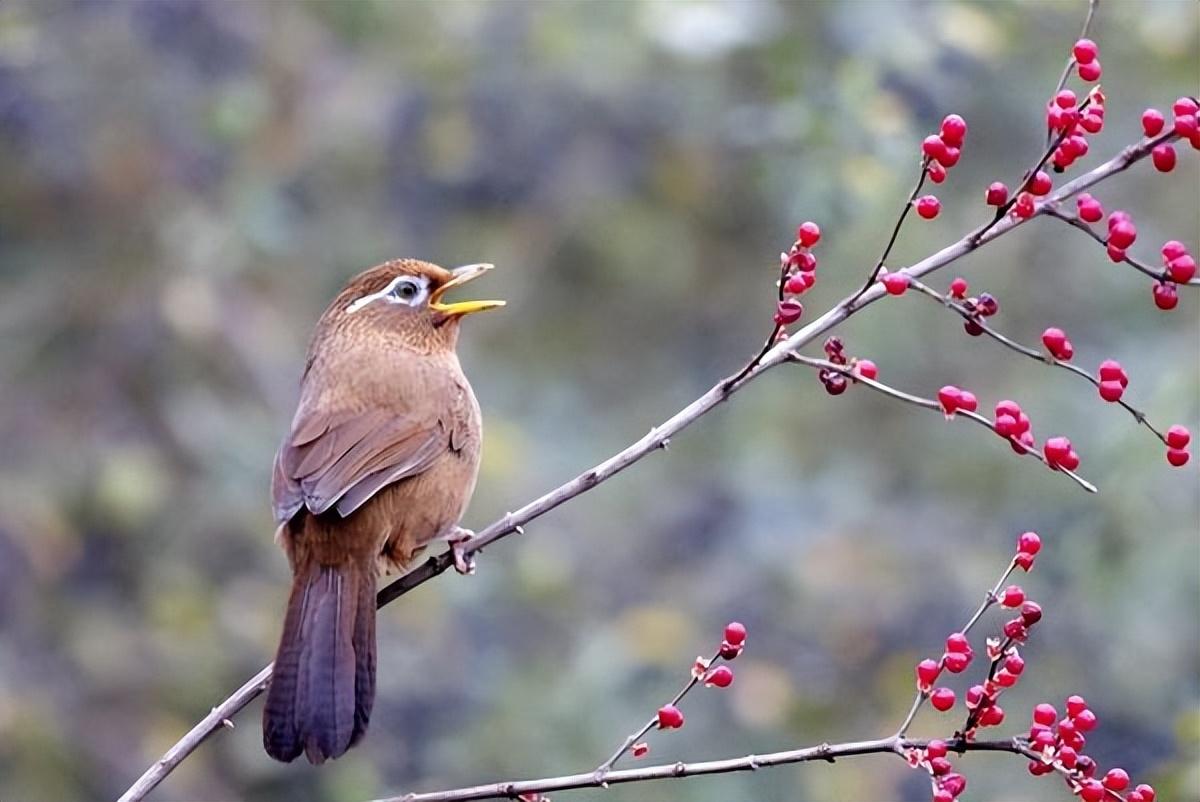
[921,114,968,187]
[1143,96,1200,171]
[1046,86,1104,173]
[1025,695,1158,802]
[775,221,821,327]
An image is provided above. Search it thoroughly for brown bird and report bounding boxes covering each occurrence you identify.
[262,258,503,764]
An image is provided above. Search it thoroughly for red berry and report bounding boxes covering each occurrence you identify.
[1166,425,1191,449]
[1098,359,1126,382]
[1174,97,1200,117]
[724,621,747,646]
[1028,170,1052,196]
[1077,194,1104,223]
[1104,769,1130,792]
[1098,379,1124,402]
[1153,282,1178,310]
[916,658,942,689]
[965,685,985,709]
[1080,112,1104,133]
[943,651,971,673]
[1003,619,1028,641]
[926,739,948,759]
[940,114,967,147]
[704,665,734,688]
[1061,449,1080,471]
[995,669,1018,688]
[985,181,1008,206]
[796,221,821,247]
[1041,327,1071,360]
[940,773,967,798]
[1072,38,1098,64]
[1033,703,1057,725]
[994,414,1018,438]
[1162,241,1189,261]
[1109,219,1137,249]
[1080,779,1104,802]
[927,161,947,184]
[932,790,953,802]
[929,756,953,776]
[1018,531,1041,554]
[1167,448,1190,467]
[1058,746,1078,768]
[775,299,804,325]
[916,195,941,219]
[1028,760,1054,776]
[979,704,1005,727]
[1055,89,1077,109]
[1005,652,1025,674]
[1014,551,1035,571]
[657,704,684,729]
[957,390,977,412]
[856,359,878,380]
[939,386,962,414]
[949,277,968,298]
[1152,143,1177,172]
[1168,254,1196,283]
[1066,695,1087,717]
[1142,108,1166,136]
[1001,585,1025,607]
[1107,243,1126,263]
[1044,436,1072,466]
[1077,60,1102,82]
[1073,708,1098,731]
[1175,114,1198,138]
[789,250,817,272]
[945,632,970,654]
[1014,192,1035,219]
[1136,783,1157,802]
[931,687,956,711]
[923,135,947,162]
[938,146,961,168]
[882,272,909,295]
[1021,601,1043,626]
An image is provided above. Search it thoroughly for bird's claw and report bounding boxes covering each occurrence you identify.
[447,527,476,575]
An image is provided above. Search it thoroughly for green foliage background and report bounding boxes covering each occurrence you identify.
[0,2,1196,800]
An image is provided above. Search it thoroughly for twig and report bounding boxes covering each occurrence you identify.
[786,355,1098,493]
[116,122,1160,802]
[374,737,1023,802]
[1045,0,1100,147]
[905,278,1172,444]
[848,158,932,304]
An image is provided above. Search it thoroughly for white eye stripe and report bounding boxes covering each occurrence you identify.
[346,275,430,313]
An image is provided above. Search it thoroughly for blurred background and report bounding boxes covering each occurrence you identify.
[0,1,1197,800]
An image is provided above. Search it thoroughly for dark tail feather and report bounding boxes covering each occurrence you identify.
[263,558,376,764]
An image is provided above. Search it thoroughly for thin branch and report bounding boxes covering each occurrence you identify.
[1042,203,1200,287]
[1045,0,1100,147]
[116,126,1161,802]
[786,355,1098,493]
[849,158,932,304]
[905,278,1171,444]
[374,736,1023,802]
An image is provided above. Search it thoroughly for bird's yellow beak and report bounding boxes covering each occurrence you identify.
[430,263,506,316]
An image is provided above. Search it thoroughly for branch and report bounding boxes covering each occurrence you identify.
[372,737,1023,802]
[116,128,1166,802]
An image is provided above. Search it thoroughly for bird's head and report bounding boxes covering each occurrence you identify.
[323,258,504,352]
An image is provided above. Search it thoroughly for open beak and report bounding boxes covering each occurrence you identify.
[430,263,506,316]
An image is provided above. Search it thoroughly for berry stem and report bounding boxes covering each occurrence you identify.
[849,159,933,305]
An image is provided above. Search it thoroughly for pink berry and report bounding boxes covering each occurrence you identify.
[1109,219,1138,249]
[1142,108,1166,136]
[775,299,804,325]
[1003,618,1028,641]
[943,651,971,673]
[994,414,1018,438]
[1077,194,1104,223]
[1099,381,1124,402]
[957,390,977,412]
[1021,600,1043,626]
[1055,89,1077,109]
[1175,114,1199,138]
[1044,436,1072,465]
[1080,112,1104,133]
[1077,60,1102,82]
[922,135,947,162]
[1033,703,1057,726]
[1174,97,1200,117]
[1001,585,1025,607]
[882,272,909,296]
[926,739,948,759]
[1107,243,1127,263]
[940,773,967,798]
[1166,425,1191,449]
[657,704,684,729]
[938,146,960,168]
[796,221,820,247]
[1061,449,1080,471]
[979,704,1005,727]
[916,658,942,689]
[856,359,878,380]
[1058,746,1078,768]
[1014,551,1035,571]
[916,195,941,219]
[1080,779,1104,802]
[932,790,953,802]
[724,621,747,646]
[1073,38,1098,64]
[1136,783,1157,801]
[945,632,970,654]
[949,277,968,298]
[1066,695,1088,717]
[1168,254,1196,283]
[927,161,947,184]
[1005,653,1025,674]
[1162,240,1189,261]
[931,687,956,711]
[1073,708,1098,731]
[1018,531,1041,554]
[1152,143,1177,172]
[929,756,953,776]
[1028,760,1054,776]
[1014,192,1035,219]
[1153,282,1179,310]
[940,114,967,147]
[1104,769,1130,792]
[705,665,734,688]
[985,181,1008,206]
[1167,448,1190,467]
[1041,327,1071,360]
[1028,170,1052,196]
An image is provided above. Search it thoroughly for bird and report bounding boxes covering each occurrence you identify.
[262,258,503,765]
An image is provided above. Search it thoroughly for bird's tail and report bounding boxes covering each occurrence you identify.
[263,554,376,764]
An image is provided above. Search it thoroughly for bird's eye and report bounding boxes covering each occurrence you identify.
[391,280,420,303]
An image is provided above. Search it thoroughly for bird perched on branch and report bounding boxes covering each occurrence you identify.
[262,259,503,764]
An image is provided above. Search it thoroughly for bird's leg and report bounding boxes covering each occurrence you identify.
[444,526,476,575]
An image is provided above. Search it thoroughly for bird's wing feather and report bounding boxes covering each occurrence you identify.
[272,406,449,522]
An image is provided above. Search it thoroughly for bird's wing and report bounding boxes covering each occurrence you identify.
[272,405,450,523]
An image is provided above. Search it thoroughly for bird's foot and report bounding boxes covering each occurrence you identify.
[446,527,476,575]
